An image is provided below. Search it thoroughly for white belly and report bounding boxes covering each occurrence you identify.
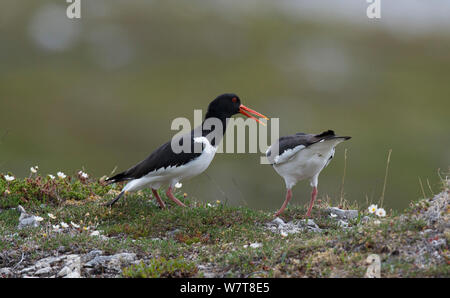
[123,137,217,192]
[273,139,339,189]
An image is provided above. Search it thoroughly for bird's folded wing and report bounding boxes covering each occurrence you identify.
[266,131,337,165]
[107,134,203,183]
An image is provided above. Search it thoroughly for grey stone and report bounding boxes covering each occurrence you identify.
[327,207,358,220]
[82,250,103,262]
[0,267,12,277]
[19,266,36,274]
[84,253,136,270]
[64,271,81,278]
[57,266,72,277]
[17,205,43,229]
[266,217,322,234]
[34,267,52,276]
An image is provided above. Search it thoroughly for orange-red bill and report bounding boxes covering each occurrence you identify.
[239,104,268,125]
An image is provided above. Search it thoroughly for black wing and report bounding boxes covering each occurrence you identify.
[106,132,203,184]
[266,130,344,165]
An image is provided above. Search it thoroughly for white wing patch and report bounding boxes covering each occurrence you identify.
[193,136,217,154]
[272,144,305,165]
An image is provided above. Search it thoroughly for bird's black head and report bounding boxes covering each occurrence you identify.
[206,93,268,125]
[206,93,241,119]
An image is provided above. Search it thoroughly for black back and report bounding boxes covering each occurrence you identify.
[106,93,242,183]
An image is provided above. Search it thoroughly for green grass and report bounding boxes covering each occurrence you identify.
[0,174,448,277]
[122,257,198,278]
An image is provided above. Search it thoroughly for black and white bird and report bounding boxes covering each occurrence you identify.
[266,130,351,217]
[105,93,268,208]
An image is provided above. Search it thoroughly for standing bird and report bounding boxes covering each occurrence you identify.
[266,130,351,217]
[105,93,268,207]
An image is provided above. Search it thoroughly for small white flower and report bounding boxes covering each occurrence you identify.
[373,220,381,225]
[368,204,378,214]
[52,224,61,231]
[280,231,288,237]
[48,174,55,180]
[71,221,80,228]
[30,167,38,174]
[48,213,56,219]
[60,222,69,228]
[175,182,182,188]
[207,203,212,207]
[81,173,88,179]
[90,231,100,237]
[330,213,337,218]
[57,172,66,179]
[4,175,15,182]
[250,242,263,248]
[243,244,249,248]
[375,208,386,217]
[34,216,44,222]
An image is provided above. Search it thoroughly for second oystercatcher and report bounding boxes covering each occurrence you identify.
[266,130,351,217]
[105,93,267,207]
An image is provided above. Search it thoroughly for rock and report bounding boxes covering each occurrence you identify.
[0,267,12,277]
[299,219,323,233]
[431,238,446,249]
[19,266,36,275]
[167,229,181,238]
[249,243,262,248]
[35,255,66,268]
[327,207,358,220]
[82,250,103,263]
[57,266,72,277]
[364,254,381,278]
[34,267,52,276]
[84,253,136,271]
[64,271,81,278]
[17,205,44,229]
[272,217,285,225]
[266,217,322,234]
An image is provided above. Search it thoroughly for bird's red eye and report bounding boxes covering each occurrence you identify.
[232,97,237,103]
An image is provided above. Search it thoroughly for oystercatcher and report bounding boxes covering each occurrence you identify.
[266,130,351,217]
[105,93,268,207]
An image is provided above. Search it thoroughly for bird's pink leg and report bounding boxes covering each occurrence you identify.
[275,188,292,217]
[306,187,318,218]
[151,189,166,209]
[166,187,187,207]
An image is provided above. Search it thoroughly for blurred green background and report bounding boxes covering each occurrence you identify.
[1,0,449,211]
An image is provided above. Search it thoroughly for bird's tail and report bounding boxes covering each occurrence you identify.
[105,171,130,185]
[316,130,351,141]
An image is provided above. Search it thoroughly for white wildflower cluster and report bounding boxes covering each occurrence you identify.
[57,172,67,179]
[30,166,39,174]
[368,204,386,217]
[4,175,15,182]
[78,171,89,179]
[244,242,263,249]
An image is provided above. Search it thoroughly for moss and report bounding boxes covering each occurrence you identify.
[122,257,198,278]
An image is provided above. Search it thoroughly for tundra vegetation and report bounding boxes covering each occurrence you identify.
[0,171,448,278]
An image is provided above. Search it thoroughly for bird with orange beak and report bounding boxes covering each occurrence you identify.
[105,93,268,207]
